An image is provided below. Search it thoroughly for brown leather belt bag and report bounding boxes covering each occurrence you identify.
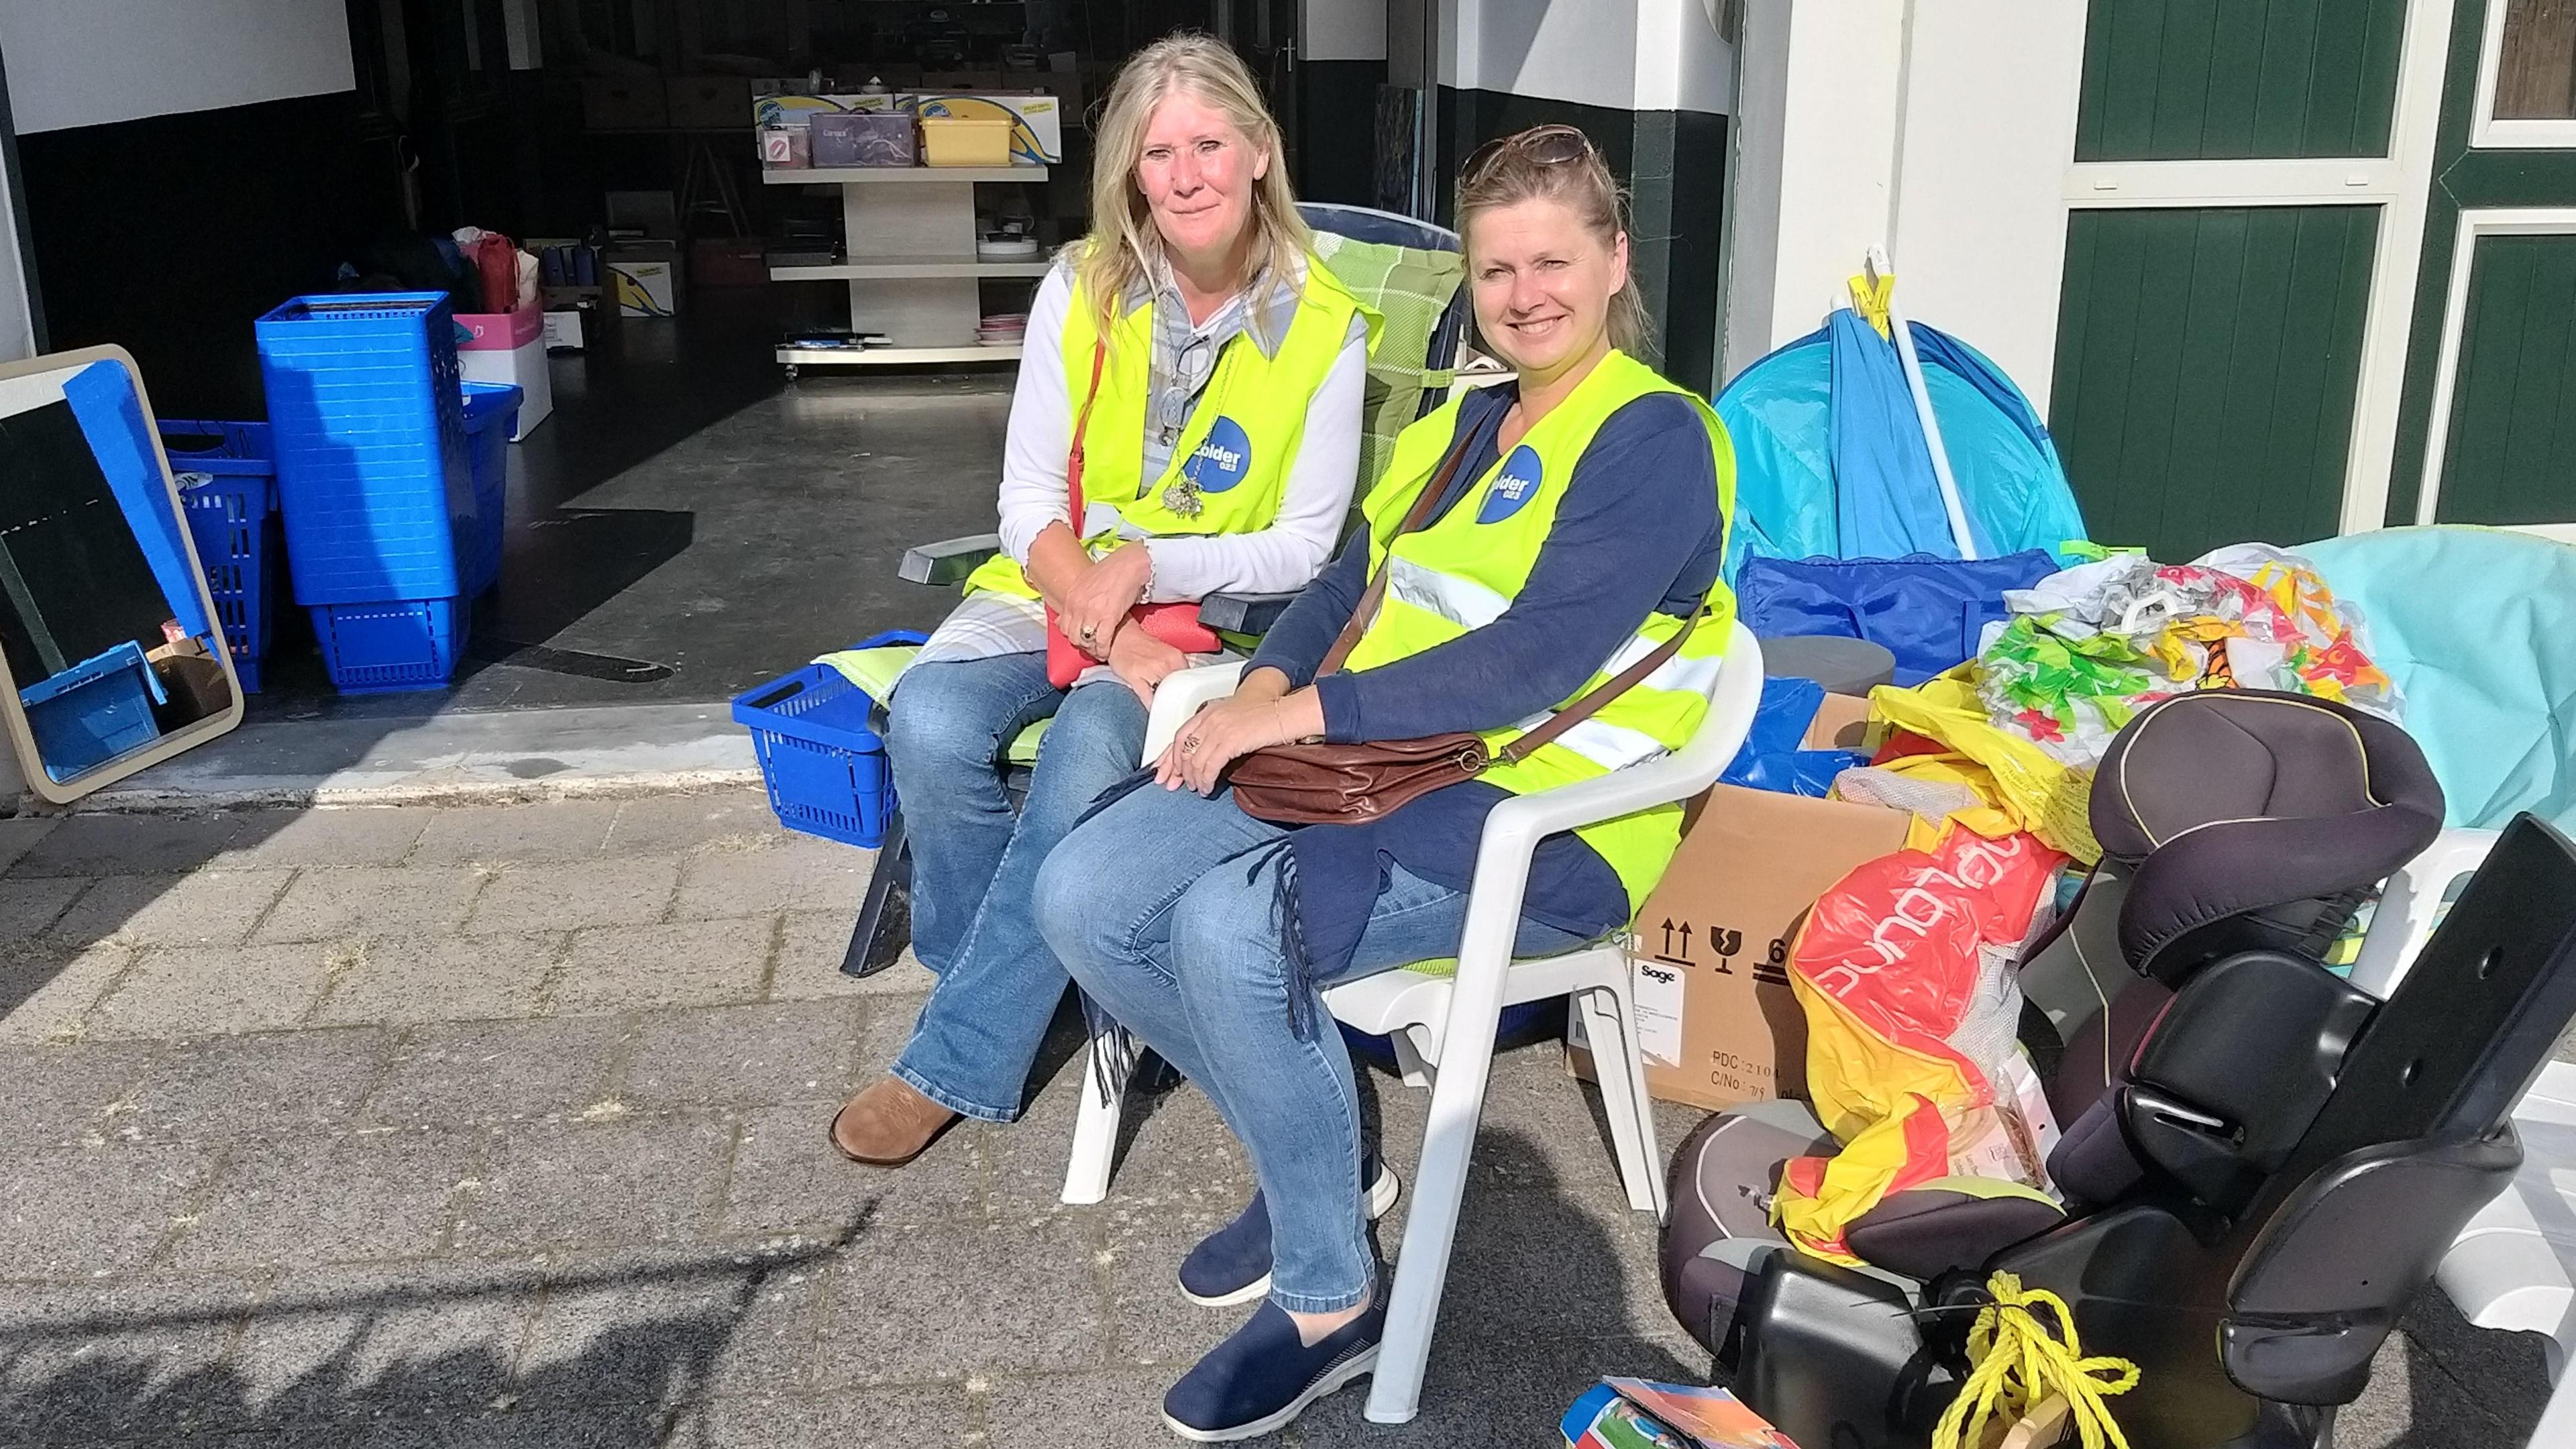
[1228,433,1704,826]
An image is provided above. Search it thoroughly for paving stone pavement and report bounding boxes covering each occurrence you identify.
[0,793,2546,1447]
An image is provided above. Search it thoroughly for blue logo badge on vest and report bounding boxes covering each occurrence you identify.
[1187,417,1253,494]
[1477,445,1545,524]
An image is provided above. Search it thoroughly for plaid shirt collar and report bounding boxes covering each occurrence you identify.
[1128,251,1305,361]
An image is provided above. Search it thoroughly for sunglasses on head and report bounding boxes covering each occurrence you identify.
[1462,125,1594,185]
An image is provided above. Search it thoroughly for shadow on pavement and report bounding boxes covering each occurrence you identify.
[0,1232,862,1447]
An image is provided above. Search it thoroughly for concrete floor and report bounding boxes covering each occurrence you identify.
[250,290,1008,719]
[0,794,2554,1447]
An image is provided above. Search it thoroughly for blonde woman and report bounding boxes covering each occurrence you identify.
[830,35,1377,1165]
[1038,126,1731,1438]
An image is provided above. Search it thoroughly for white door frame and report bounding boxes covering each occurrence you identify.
[2052,0,2454,541]
[2411,207,2576,543]
[2469,0,2576,149]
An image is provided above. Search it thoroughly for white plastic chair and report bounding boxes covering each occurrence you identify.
[1059,623,1766,1424]
[2347,825,2576,1448]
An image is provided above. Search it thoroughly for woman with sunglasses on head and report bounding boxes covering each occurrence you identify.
[1033,125,1735,1440]
[827,35,1377,1166]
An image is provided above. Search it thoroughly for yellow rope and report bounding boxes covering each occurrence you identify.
[1931,1273,2141,1449]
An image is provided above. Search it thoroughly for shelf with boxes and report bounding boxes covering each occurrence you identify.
[754,86,1059,372]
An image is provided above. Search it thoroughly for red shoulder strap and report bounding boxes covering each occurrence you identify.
[1066,338,1108,523]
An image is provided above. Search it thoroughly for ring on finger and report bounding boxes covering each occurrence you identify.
[1179,736,1199,755]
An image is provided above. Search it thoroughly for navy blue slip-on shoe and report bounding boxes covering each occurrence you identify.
[1178,1161,1401,1308]
[1162,1296,1387,1442]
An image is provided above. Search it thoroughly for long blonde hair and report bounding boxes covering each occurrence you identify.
[1076,34,1310,339]
[1454,128,1655,360]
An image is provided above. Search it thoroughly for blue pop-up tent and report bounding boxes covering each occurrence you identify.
[1717,307,2090,582]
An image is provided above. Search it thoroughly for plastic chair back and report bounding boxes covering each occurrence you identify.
[1298,203,1472,490]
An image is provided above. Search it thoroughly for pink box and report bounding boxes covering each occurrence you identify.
[456,307,545,351]
[453,308,552,439]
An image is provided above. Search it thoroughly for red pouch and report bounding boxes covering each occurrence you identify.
[1040,341,1218,687]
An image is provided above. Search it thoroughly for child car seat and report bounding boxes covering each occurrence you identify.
[1660,690,2576,1449]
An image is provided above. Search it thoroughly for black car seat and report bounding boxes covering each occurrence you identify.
[1660,691,2576,1449]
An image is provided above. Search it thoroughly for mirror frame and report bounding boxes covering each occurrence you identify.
[0,344,247,803]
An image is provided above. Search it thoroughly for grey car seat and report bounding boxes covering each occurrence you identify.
[1661,690,2576,1448]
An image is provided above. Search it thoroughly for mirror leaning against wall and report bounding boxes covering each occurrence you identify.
[0,346,243,801]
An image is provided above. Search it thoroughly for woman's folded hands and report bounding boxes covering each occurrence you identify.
[1030,528,1155,660]
[1060,542,1155,658]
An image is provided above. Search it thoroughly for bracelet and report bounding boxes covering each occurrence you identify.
[1274,696,1322,746]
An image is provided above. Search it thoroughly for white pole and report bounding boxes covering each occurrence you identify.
[1868,247,1979,559]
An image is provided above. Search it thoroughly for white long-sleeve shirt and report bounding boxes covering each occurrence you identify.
[994,261,1368,603]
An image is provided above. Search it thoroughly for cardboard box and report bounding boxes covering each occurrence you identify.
[751,92,899,131]
[455,307,553,438]
[582,77,667,130]
[1570,693,1904,1112]
[606,244,681,317]
[541,309,587,352]
[690,237,767,288]
[667,75,752,129]
[761,127,810,168]
[606,191,679,241]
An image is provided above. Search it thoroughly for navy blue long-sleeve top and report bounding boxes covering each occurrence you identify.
[1244,380,1724,943]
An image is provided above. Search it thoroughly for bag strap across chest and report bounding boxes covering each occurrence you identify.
[1311,411,1707,766]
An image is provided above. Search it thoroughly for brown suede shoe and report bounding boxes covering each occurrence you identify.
[828,1076,959,1166]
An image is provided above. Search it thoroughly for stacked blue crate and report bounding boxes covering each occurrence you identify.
[255,293,480,693]
[457,381,523,598]
[160,419,278,693]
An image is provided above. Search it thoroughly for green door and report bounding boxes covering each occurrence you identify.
[2050,0,2424,561]
[2389,0,2576,541]
[2051,205,2380,560]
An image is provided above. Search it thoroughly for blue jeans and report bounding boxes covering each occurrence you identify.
[885,651,1148,1121]
[1033,781,1591,1312]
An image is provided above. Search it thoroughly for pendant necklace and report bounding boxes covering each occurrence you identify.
[1157,353,1231,521]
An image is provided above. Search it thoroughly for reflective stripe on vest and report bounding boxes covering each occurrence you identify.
[1387,555,1511,631]
[1496,624,1733,771]
[961,255,1376,601]
[1340,350,1739,911]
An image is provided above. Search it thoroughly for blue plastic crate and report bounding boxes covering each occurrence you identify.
[156,417,274,476]
[311,595,468,695]
[730,631,926,849]
[21,642,166,782]
[458,381,521,596]
[256,292,474,606]
[164,419,278,694]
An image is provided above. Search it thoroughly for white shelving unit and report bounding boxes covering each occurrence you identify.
[763,164,1046,374]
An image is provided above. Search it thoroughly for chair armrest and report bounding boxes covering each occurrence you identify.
[1452,623,1766,979]
[1199,591,1300,635]
[1140,662,1246,764]
[1473,622,1766,877]
[2349,826,2504,998]
[900,534,1004,586]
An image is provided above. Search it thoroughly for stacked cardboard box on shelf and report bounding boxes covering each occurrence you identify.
[582,74,757,131]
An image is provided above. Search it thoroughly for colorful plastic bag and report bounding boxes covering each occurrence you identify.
[1976,545,2399,768]
[1869,676,2101,863]
[1773,829,2067,1265]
